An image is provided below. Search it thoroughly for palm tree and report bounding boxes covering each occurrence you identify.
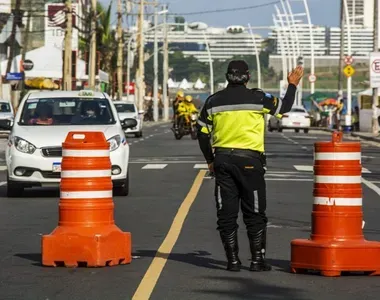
[96,1,115,76]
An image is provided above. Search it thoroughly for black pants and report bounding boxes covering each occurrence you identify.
[213,149,267,236]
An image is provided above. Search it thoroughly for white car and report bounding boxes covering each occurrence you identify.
[113,100,144,138]
[0,100,14,130]
[3,90,137,197]
[268,105,311,133]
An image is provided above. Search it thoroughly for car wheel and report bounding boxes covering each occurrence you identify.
[7,177,23,198]
[135,131,142,138]
[304,129,309,134]
[278,127,283,132]
[295,129,300,133]
[113,171,129,197]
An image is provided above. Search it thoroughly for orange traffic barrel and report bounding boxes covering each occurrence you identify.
[41,132,132,267]
[290,131,380,277]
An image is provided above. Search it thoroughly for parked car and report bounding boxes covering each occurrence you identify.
[113,100,144,138]
[268,105,311,133]
[4,90,137,197]
[0,100,14,130]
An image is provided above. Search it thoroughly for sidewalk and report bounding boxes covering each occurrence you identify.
[351,131,380,142]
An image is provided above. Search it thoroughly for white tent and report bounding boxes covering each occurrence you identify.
[167,78,177,88]
[0,45,109,83]
[179,78,191,90]
[194,78,206,89]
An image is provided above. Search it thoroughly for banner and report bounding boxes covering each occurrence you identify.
[45,3,79,51]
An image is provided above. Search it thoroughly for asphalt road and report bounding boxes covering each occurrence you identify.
[1,123,380,300]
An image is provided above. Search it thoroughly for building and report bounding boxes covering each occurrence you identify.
[346,0,373,28]
[129,24,264,63]
[268,24,375,73]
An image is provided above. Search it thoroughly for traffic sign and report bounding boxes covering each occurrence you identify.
[308,74,316,83]
[344,56,354,65]
[370,52,380,88]
[22,59,34,71]
[343,65,355,77]
[5,72,23,81]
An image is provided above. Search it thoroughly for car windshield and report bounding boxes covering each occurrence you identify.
[0,102,11,112]
[19,97,116,126]
[290,108,306,113]
[115,103,135,113]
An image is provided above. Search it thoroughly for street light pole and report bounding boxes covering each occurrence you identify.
[275,5,292,71]
[273,15,288,82]
[247,23,261,89]
[162,6,169,121]
[203,31,214,95]
[343,0,352,128]
[302,0,315,94]
[153,4,159,121]
[285,0,303,106]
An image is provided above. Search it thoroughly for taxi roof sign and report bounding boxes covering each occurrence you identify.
[78,90,95,97]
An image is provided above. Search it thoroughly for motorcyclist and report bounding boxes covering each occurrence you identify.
[177,95,198,125]
[173,90,185,127]
[184,95,198,116]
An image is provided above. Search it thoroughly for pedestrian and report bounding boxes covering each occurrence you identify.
[196,60,304,272]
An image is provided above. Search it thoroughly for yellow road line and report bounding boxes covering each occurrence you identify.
[132,170,207,300]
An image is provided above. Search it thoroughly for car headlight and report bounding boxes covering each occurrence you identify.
[13,136,36,154]
[107,135,121,152]
[191,113,197,121]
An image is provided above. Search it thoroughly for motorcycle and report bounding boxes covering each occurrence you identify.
[172,112,198,140]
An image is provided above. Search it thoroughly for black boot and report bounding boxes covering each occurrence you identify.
[220,230,241,272]
[248,228,272,272]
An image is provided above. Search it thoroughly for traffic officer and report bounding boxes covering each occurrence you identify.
[196,60,304,272]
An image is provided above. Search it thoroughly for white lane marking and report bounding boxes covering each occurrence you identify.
[60,190,113,199]
[139,138,144,141]
[315,175,362,184]
[0,181,6,186]
[314,152,361,161]
[0,166,7,171]
[294,165,313,171]
[362,168,371,173]
[193,164,209,169]
[314,197,362,206]
[142,164,168,169]
[292,136,317,139]
[61,170,111,178]
[154,129,158,132]
[362,178,380,197]
[301,146,308,150]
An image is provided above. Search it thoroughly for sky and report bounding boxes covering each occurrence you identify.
[99,0,340,35]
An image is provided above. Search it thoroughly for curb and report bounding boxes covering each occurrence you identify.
[351,132,380,143]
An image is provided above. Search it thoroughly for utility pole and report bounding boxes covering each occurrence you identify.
[6,0,21,76]
[338,0,345,94]
[162,5,169,121]
[20,3,32,96]
[63,0,73,91]
[88,0,97,90]
[153,4,159,121]
[136,0,145,110]
[372,0,379,134]
[116,0,123,99]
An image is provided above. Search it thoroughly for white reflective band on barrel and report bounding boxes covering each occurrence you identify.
[314,175,362,184]
[314,197,362,206]
[60,190,113,199]
[314,152,361,161]
[62,149,110,157]
[61,170,111,178]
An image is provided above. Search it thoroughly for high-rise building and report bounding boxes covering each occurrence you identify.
[345,0,375,28]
